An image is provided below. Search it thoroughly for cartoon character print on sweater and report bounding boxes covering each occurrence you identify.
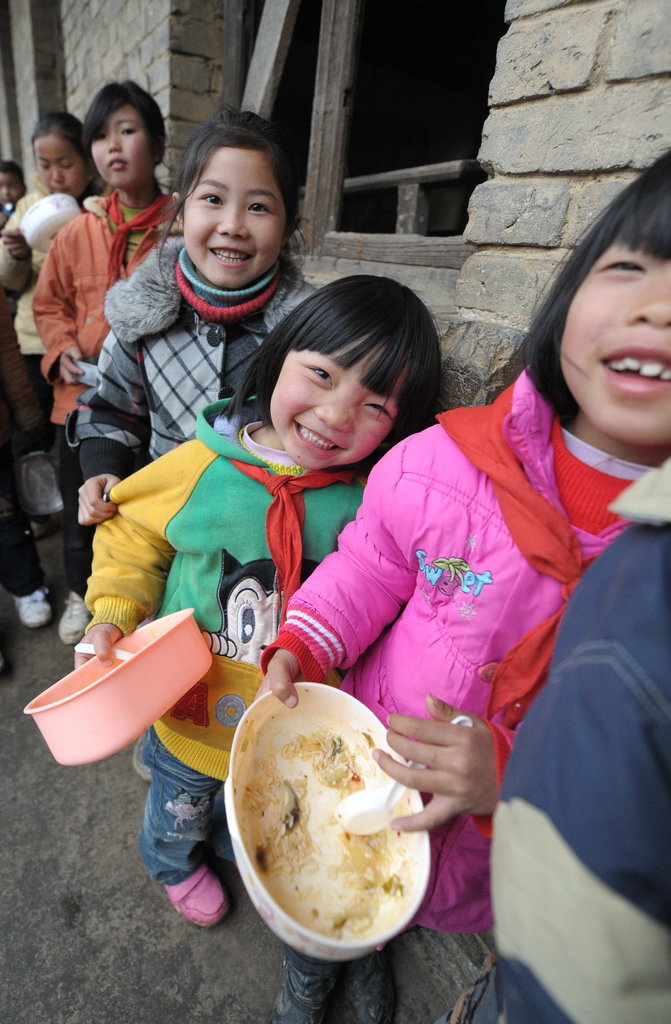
[182,549,311,729]
[416,547,493,617]
[203,552,278,665]
[169,549,320,735]
[188,551,278,729]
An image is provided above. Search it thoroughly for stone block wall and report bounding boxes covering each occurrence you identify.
[59,0,223,185]
[444,0,671,408]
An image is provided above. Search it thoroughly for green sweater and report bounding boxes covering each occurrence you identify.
[86,398,364,779]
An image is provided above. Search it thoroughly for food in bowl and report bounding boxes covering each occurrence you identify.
[226,684,430,959]
[243,726,416,939]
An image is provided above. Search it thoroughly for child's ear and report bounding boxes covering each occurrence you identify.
[172,192,183,230]
[283,214,300,245]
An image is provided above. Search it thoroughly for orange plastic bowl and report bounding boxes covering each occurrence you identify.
[23,609,212,765]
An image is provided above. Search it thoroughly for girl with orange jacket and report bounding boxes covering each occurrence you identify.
[33,81,171,645]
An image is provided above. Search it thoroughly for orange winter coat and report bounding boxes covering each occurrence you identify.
[33,193,163,425]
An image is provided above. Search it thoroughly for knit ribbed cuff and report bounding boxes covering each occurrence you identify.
[261,632,325,683]
[86,595,145,637]
[78,438,137,481]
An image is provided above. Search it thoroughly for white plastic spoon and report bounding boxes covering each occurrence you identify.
[335,775,408,835]
[74,641,135,661]
[334,714,474,835]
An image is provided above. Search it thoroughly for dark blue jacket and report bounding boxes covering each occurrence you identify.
[492,521,671,1023]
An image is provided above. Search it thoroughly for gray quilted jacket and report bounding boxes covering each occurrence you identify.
[69,237,313,479]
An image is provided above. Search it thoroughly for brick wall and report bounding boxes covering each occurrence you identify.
[1,0,225,216]
[0,0,21,159]
[443,0,671,407]
[58,0,223,185]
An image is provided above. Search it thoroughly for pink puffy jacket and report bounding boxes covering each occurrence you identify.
[269,372,627,933]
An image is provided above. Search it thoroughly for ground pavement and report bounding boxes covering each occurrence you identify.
[0,520,493,1024]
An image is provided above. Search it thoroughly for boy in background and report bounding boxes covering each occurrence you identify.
[0,160,25,229]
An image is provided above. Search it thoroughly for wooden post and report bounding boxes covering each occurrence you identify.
[396,183,429,235]
[302,0,363,253]
[221,0,249,111]
[241,0,302,118]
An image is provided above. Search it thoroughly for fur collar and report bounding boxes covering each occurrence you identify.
[82,194,112,217]
[103,237,306,343]
[104,236,184,340]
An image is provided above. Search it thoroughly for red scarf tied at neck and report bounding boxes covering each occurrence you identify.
[106,191,173,286]
[229,459,356,626]
[437,384,594,729]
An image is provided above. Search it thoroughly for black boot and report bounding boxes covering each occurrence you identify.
[267,948,342,1024]
[343,949,395,1024]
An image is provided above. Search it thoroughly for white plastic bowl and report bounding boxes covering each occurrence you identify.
[20,192,80,251]
[224,684,430,961]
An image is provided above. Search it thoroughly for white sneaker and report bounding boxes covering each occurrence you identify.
[14,586,52,628]
[58,591,91,645]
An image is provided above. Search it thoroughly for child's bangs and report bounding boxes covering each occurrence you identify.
[320,332,408,397]
[603,152,671,261]
[615,189,671,261]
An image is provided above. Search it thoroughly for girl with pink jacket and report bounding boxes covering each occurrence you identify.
[261,146,671,1024]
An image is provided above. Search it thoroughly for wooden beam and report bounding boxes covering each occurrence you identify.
[302,0,363,252]
[343,159,483,193]
[320,232,476,269]
[241,0,302,118]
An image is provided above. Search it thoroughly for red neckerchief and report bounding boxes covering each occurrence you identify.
[229,459,356,625]
[175,262,280,324]
[106,191,172,285]
[437,384,593,727]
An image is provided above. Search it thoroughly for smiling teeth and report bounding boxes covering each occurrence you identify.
[212,249,249,263]
[608,357,671,380]
[299,425,335,450]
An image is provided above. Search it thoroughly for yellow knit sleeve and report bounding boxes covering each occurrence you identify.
[86,440,218,634]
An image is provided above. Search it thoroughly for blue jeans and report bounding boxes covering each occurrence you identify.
[138,727,233,885]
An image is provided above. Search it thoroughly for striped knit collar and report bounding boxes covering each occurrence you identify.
[178,247,279,302]
[175,248,281,324]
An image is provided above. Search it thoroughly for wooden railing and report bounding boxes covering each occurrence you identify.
[300,158,483,268]
[341,158,483,234]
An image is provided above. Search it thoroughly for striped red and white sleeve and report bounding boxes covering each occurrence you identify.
[260,603,347,681]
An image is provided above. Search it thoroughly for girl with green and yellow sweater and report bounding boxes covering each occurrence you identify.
[76,275,441,929]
